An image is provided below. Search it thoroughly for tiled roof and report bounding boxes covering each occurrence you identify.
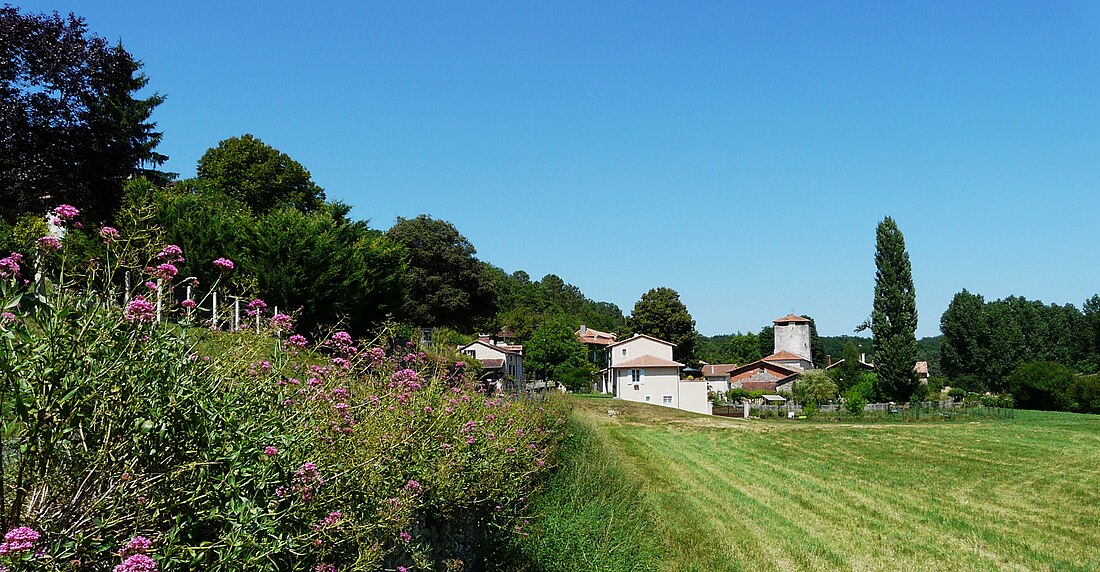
[914,361,929,375]
[772,314,812,324]
[742,380,777,391]
[702,364,739,377]
[613,354,685,368]
[607,333,676,349]
[764,350,810,362]
[577,327,618,346]
[480,358,504,369]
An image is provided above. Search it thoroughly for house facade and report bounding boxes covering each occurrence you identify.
[459,337,524,385]
[723,314,815,393]
[607,333,710,415]
[702,363,738,394]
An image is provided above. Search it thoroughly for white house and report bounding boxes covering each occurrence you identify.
[459,337,524,384]
[606,333,710,415]
[702,363,738,394]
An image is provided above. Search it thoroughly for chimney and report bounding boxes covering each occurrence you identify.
[826,354,832,367]
[860,352,866,364]
[478,335,490,343]
[580,324,587,335]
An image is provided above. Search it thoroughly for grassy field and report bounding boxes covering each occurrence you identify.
[519,396,1100,571]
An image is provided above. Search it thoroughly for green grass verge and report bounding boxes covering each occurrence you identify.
[504,415,661,572]
[542,398,1100,571]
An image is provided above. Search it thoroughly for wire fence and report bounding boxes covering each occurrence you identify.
[713,400,1015,421]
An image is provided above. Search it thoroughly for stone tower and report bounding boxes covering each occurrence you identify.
[773,314,812,363]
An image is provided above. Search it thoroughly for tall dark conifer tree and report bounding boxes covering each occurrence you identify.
[870,216,920,401]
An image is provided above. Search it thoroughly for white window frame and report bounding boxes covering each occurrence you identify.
[662,395,674,406]
[630,369,643,383]
[644,394,652,403]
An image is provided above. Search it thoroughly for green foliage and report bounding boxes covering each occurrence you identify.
[1007,361,1075,411]
[1067,375,1100,414]
[489,268,625,345]
[829,340,865,393]
[869,216,920,402]
[942,290,1098,390]
[793,369,838,405]
[195,134,325,213]
[246,205,405,336]
[842,387,868,416]
[627,287,698,364]
[386,215,498,331]
[0,6,166,224]
[758,325,774,356]
[525,317,593,391]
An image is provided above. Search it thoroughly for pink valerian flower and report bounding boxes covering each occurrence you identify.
[144,281,158,290]
[399,531,412,543]
[118,536,151,557]
[246,298,267,317]
[36,236,62,252]
[0,312,16,326]
[0,253,22,278]
[312,511,343,532]
[53,204,80,220]
[0,526,40,553]
[315,564,336,572]
[113,554,158,572]
[124,296,155,323]
[156,245,184,263]
[292,462,323,501]
[150,263,178,280]
[100,226,120,243]
[263,446,279,457]
[212,257,234,271]
[180,299,197,310]
[286,334,308,348]
[270,313,293,332]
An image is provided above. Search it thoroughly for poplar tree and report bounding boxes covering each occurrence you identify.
[870,216,920,401]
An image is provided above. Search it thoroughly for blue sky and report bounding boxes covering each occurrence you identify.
[20,1,1100,337]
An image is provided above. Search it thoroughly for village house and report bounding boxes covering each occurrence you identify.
[701,363,739,394]
[458,336,524,387]
[576,324,617,368]
[825,354,931,383]
[724,314,815,393]
[605,333,710,415]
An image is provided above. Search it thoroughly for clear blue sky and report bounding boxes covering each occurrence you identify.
[20,1,1100,338]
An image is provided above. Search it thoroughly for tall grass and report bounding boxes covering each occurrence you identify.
[505,417,660,572]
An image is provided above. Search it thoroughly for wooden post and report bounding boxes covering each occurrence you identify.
[156,279,162,323]
[124,271,131,305]
[185,285,192,317]
[233,298,240,331]
[212,291,218,329]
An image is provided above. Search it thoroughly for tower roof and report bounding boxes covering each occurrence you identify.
[773,314,811,324]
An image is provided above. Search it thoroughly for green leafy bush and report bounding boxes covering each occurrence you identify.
[843,388,868,416]
[1007,361,1075,411]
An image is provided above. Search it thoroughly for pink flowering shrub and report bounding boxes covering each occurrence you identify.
[0,216,565,570]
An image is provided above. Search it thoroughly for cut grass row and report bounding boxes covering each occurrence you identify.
[514,397,1100,571]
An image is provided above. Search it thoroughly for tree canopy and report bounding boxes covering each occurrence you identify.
[627,287,698,364]
[1,6,166,224]
[385,215,497,331]
[195,134,326,213]
[524,316,594,390]
[869,216,919,401]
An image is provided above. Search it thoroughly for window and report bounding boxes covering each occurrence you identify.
[662,395,673,405]
[644,395,652,403]
[622,348,627,356]
[464,349,475,357]
[631,369,642,383]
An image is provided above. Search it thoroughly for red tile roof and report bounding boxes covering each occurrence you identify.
[480,358,504,369]
[613,355,685,368]
[577,327,618,346]
[914,361,929,375]
[607,333,676,348]
[764,350,810,362]
[772,314,811,324]
[742,381,777,391]
[702,364,738,377]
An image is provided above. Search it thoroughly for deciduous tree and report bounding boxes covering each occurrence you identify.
[1,6,166,223]
[195,134,325,213]
[627,287,698,364]
[385,215,497,331]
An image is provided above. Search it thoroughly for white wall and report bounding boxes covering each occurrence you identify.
[610,336,674,366]
[774,323,812,362]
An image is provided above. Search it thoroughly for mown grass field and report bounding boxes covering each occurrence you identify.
[516,396,1100,572]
